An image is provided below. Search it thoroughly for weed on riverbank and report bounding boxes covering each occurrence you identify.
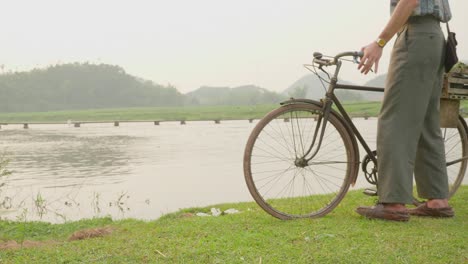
[0,186,466,263]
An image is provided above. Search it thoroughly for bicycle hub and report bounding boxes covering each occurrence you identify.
[294,157,309,168]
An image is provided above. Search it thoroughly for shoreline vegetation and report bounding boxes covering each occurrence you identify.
[1,102,382,124]
[2,101,468,124]
[0,186,466,262]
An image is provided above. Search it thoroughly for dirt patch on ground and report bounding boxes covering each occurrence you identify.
[68,227,114,241]
[0,240,57,250]
[179,213,195,218]
[0,227,114,250]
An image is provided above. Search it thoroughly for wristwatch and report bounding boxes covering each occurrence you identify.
[376,38,387,48]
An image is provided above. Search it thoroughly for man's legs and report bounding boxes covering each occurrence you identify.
[413,61,450,209]
[357,17,450,220]
[413,76,449,196]
[376,25,443,206]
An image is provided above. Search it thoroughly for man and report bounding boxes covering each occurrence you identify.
[355,0,455,221]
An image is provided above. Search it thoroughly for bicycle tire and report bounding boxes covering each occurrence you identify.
[243,103,358,219]
[443,116,468,198]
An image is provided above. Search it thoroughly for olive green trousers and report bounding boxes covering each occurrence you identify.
[377,16,449,204]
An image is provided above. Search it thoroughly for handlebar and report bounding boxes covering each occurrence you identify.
[312,51,364,67]
[334,51,364,60]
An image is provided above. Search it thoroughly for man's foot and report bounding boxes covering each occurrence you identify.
[408,202,454,218]
[355,203,409,222]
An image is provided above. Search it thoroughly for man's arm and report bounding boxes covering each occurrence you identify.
[358,0,419,74]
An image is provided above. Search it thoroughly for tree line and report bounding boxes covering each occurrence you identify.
[0,62,372,113]
[0,63,291,112]
[0,63,187,112]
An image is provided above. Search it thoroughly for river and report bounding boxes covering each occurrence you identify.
[0,118,465,223]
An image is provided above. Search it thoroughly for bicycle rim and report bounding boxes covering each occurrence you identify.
[244,104,357,219]
[443,116,467,198]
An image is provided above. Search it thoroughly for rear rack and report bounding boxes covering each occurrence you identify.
[440,67,468,128]
[442,67,468,99]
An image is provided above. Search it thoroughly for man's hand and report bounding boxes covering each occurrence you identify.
[358,42,383,75]
[357,0,418,75]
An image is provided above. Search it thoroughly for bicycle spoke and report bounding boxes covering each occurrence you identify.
[244,104,355,219]
[257,129,293,156]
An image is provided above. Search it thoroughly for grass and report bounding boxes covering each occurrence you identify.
[0,105,279,123]
[1,100,468,124]
[0,186,466,263]
[0,102,386,124]
[336,101,382,116]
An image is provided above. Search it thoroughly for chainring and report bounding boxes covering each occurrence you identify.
[361,150,378,185]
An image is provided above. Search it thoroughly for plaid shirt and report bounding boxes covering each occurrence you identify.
[391,0,452,22]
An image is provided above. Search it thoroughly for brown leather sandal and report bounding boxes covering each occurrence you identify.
[408,202,454,218]
[356,204,410,222]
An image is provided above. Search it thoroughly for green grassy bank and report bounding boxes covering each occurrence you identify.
[0,105,278,123]
[2,100,468,124]
[0,103,385,124]
[0,186,466,263]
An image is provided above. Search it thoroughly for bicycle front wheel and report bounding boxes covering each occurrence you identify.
[243,103,358,219]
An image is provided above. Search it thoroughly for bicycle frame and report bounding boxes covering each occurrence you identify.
[330,62,384,165]
[285,56,468,175]
[289,59,384,166]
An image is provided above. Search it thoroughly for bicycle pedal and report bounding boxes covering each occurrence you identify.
[363,188,378,196]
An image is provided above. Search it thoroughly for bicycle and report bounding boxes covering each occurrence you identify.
[243,51,468,220]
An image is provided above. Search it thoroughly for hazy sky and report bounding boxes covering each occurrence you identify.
[1,0,467,93]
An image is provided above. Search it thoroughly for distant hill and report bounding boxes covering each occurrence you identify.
[363,74,386,101]
[283,74,366,102]
[364,74,386,88]
[0,63,289,112]
[283,74,326,100]
[3,59,464,113]
[0,63,184,112]
[186,85,286,105]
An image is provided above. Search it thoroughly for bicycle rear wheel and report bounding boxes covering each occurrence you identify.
[443,116,467,198]
[243,103,358,219]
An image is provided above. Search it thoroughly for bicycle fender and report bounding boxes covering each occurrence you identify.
[459,115,468,135]
[280,98,322,106]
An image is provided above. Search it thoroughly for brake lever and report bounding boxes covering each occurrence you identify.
[353,55,374,73]
[318,65,331,80]
[353,56,360,64]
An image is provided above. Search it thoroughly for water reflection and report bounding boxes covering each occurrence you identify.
[2,129,135,188]
[0,121,257,222]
